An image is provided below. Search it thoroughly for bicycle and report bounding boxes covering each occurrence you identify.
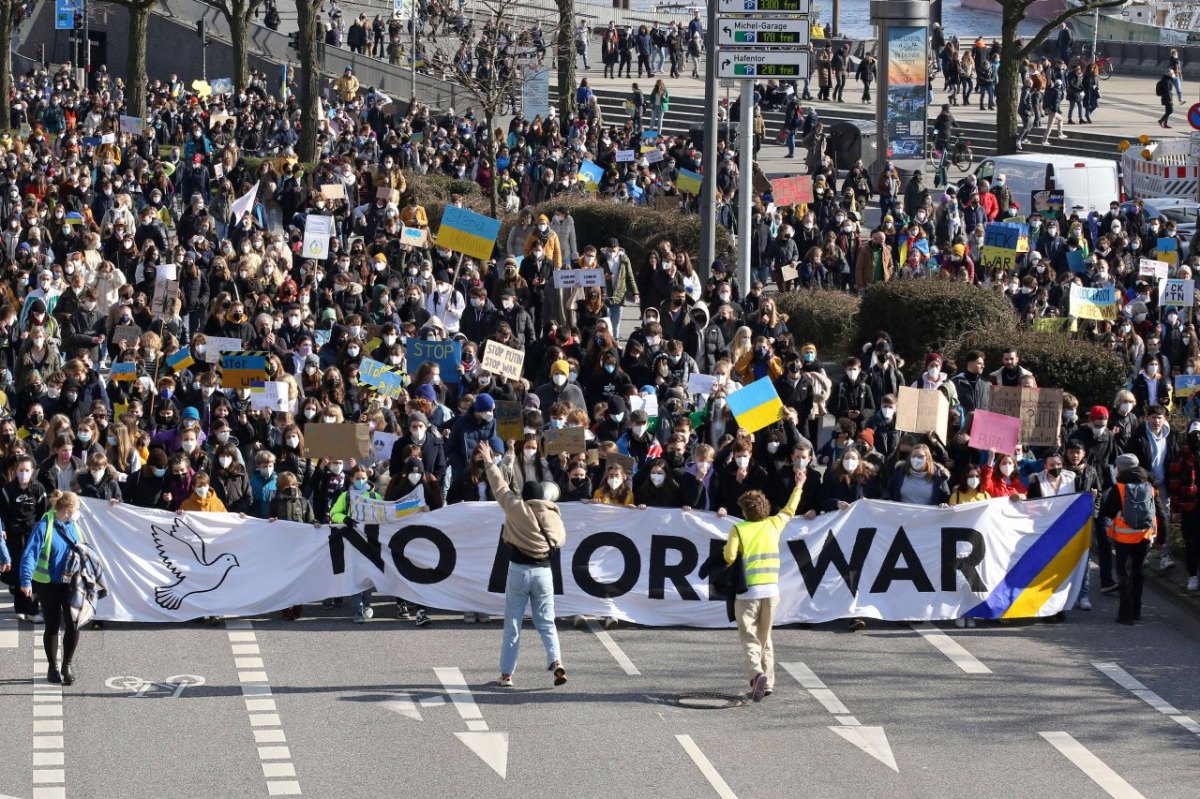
[931,134,973,187]
[1076,44,1114,80]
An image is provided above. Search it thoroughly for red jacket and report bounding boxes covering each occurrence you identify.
[981,464,1026,498]
[979,191,999,221]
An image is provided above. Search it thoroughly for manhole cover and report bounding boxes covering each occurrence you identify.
[667,693,747,710]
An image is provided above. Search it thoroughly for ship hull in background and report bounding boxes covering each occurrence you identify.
[958,0,1067,22]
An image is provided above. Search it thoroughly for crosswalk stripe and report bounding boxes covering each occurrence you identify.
[1093,662,1200,738]
[1040,732,1147,799]
[911,623,992,674]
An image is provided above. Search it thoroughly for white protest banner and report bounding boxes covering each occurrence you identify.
[370,430,400,465]
[248,381,290,412]
[481,339,525,381]
[1139,258,1169,280]
[615,149,636,163]
[350,487,427,524]
[77,493,1090,625]
[203,335,245,363]
[629,393,659,416]
[687,373,720,395]
[303,214,334,260]
[552,268,606,289]
[230,182,259,223]
[644,149,664,164]
[119,115,144,134]
[1158,278,1195,307]
[155,263,178,282]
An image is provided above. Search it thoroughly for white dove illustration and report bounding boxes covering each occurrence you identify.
[152,518,241,610]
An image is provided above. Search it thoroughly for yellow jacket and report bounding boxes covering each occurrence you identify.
[949,488,989,505]
[334,75,360,102]
[179,492,229,513]
[524,230,563,267]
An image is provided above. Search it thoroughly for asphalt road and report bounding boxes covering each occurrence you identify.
[1,573,1198,799]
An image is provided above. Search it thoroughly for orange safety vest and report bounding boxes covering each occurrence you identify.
[1110,483,1158,544]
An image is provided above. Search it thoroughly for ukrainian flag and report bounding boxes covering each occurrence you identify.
[110,361,137,382]
[435,205,501,262]
[725,376,783,434]
[393,492,426,519]
[967,493,1093,620]
[577,159,603,189]
[166,349,195,372]
[676,168,702,195]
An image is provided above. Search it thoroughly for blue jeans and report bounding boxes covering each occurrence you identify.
[1174,76,1184,102]
[608,302,623,340]
[786,129,796,156]
[500,563,561,676]
[352,589,372,612]
[1068,97,1084,121]
[978,82,995,109]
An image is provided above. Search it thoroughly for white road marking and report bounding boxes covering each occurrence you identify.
[433,668,510,779]
[1040,732,1148,799]
[31,637,66,798]
[910,623,993,674]
[0,598,18,648]
[676,735,739,799]
[383,693,423,721]
[1094,662,1200,737]
[224,622,303,795]
[585,620,641,675]
[781,662,899,772]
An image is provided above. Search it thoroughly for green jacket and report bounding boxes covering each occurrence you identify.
[329,486,383,525]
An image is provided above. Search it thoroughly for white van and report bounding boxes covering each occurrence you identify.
[970,155,1122,215]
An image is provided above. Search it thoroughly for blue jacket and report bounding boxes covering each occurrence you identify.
[249,472,278,519]
[19,515,80,588]
[0,529,9,566]
[446,415,504,477]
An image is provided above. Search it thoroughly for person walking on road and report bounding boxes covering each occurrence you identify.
[1099,453,1168,625]
[478,442,568,689]
[722,467,806,702]
[19,491,90,685]
[1157,69,1177,128]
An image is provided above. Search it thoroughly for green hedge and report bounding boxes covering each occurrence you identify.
[776,290,861,357]
[856,280,1018,370]
[952,329,1128,411]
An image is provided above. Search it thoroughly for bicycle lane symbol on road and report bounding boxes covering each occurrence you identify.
[104,674,207,698]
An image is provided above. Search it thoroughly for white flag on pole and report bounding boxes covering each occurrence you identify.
[230,182,259,224]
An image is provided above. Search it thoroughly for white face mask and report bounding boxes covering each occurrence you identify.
[408,473,422,485]
[552,373,567,386]
[181,440,198,453]
[286,436,300,448]
[218,456,233,469]
[607,476,624,490]
[196,485,210,498]
[633,424,648,437]
[304,408,317,420]
[89,468,105,482]
[323,415,338,424]
[845,369,860,381]
[767,442,779,453]
[650,473,665,487]
[910,456,926,471]
[966,476,980,489]
[524,448,538,460]
[1119,402,1134,415]
[410,426,427,442]
[696,461,711,474]
[843,457,859,471]
[881,407,896,420]
[735,456,750,469]
[926,366,940,379]
[330,462,344,475]
[999,463,1015,477]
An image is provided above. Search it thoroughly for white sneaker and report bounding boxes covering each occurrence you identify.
[363,606,374,619]
[1187,576,1199,592]
[30,613,43,624]
[1078,597,1092,611]
[604,616,619,630]
[954,617,967,628]
[572,614,587,628]
[1158,555,1176,572]
[463,612,477,624]
[966,618,976,628]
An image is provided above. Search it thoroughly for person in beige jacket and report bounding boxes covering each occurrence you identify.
[478,441,569,688]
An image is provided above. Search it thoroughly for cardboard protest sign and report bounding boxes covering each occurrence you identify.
[989,386,1063,447]
[542,427,586,456]
[400,226,430,248]
[968,410,1023,456]
[1032,317,1077,334]
[405,339,463,383]
[151,280,178,318]
[113,325,142,350]
[357,357,406,400]
[725,377,783,434]
[481,340,525,382]
[495,401,524,444]
[1157,237,1178,266]
[302,214,334,260]
[1033,190,1064,213]
[770,175,814,206]
[319,183,346,201]
[1069,285,1118,321]
[305,423,372,460]
[376,186,399,203]
[552,268,605,289]
[1139,258,1170,280]
[369,431,400,466]
[437,206,501,261]
[155,263,178,282]
[895,386,950,442]
[607,451,638,475]
[629,394,659,417]
[687,374,720,395]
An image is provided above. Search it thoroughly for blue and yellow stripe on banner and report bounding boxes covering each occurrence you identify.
[967,493,1093,620]
[394,494,425,519]
[725,376,783,434]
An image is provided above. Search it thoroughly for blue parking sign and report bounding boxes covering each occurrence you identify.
[55,0,75,29]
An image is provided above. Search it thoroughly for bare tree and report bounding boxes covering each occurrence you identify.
[994,0,1123,154]
[215,0,266,94]
[0,0,21,131]
[108,0,159,118]
[431,0,566,217]
[554,0,576,124]
[294,0,322,163]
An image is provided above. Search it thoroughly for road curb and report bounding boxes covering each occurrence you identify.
[1145,568,1200,619]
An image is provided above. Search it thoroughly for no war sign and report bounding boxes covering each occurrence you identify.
[78,495,1090,625]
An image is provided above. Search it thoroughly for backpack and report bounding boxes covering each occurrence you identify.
[1156,79,1166,97]
[1121,482,1155,530]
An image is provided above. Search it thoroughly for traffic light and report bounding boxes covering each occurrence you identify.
[197,19,206,41]
[73,9,82,30]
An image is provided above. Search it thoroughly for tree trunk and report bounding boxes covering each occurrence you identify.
[486,110,499,217]
[995,20,1021,155]
[555,0,575,127]
[230,8,250,95]
[0,2,15,132]
[296,0,321,163]
[126,3,150,119]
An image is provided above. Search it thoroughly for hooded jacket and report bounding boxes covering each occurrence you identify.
[680,301,726,375]
[484,462,565,564]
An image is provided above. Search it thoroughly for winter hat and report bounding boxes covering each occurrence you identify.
[407,411,429,426]
[550,359,570,377]
[1115,453,1139,473]
[1088,405,1109,420]
[474,393,496,413]
[414,383,438,402]
[801,343,817,356]
[857,428,875,448]
[924,353,943,368]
